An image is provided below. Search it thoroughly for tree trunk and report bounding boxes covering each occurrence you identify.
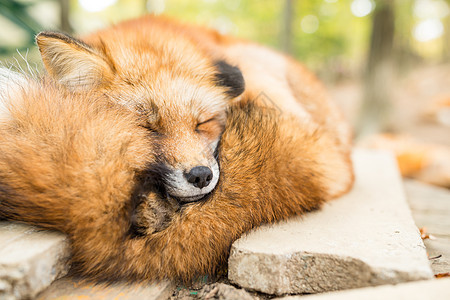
[281,0,294,54]
[59,0,72,34]
[357,0,395,138]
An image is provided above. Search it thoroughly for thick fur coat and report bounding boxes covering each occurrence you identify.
[0,16,354,283]
[0,73,352,282]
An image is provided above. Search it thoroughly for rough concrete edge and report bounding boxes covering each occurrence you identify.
[275,278,450,300]
[0,236,70,299]
[228,246,433,296]
[36,276,176,300]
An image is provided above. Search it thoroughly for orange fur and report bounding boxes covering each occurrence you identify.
[0,74,352,282]
[0,16,355,283]
[0,79,154,230]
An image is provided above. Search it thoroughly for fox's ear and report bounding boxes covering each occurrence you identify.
[36,32,114,91]
[214,60,245,98]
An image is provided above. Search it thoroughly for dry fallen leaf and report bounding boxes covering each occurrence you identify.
[435,272,450,278]
[419,227,436,240]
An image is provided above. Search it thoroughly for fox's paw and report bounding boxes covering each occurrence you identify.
[130,192,179,236]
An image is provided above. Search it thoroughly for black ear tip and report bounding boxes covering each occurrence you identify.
[35,31,90,50]
[36,31,68,41]
[214,60,245,98]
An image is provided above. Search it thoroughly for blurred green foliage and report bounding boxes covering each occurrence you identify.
[163,0,370,65]
[0,0,43,54]
[0,0,448,77]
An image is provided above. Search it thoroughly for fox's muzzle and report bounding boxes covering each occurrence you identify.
[164,158,220,203]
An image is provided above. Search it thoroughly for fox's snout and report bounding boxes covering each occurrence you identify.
[159,132,221,202]
[185,166,213,189]
[163,155,220,202]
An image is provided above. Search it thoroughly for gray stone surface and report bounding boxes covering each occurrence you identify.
[0,222,70,300]
[228,149,433,295]
[276,278,450,300]
[404,179,450,274]
[37,276,174,300]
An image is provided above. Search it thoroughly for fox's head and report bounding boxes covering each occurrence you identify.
[36,28,244,203]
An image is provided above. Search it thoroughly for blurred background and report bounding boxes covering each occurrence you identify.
[0,0,449,188]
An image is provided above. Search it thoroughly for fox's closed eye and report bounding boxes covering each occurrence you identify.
[196,118,215,132]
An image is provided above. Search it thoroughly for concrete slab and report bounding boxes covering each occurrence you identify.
[276,278,450,300]
[0,222,70,300]
[404,179,450,274]
[228,149,433,295]
[37,277,174,300]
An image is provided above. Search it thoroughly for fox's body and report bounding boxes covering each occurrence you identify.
[0,16,354,282]
[37,16,352,201]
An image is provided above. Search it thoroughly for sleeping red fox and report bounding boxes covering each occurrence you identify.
[0,64,353,282]
[0,16,354,282]
[36,15,353,203]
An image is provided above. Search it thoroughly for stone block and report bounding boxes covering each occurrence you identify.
[0,222,70,300]
[228,150,433,295]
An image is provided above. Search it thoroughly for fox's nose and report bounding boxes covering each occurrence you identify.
[185,166,213,189]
